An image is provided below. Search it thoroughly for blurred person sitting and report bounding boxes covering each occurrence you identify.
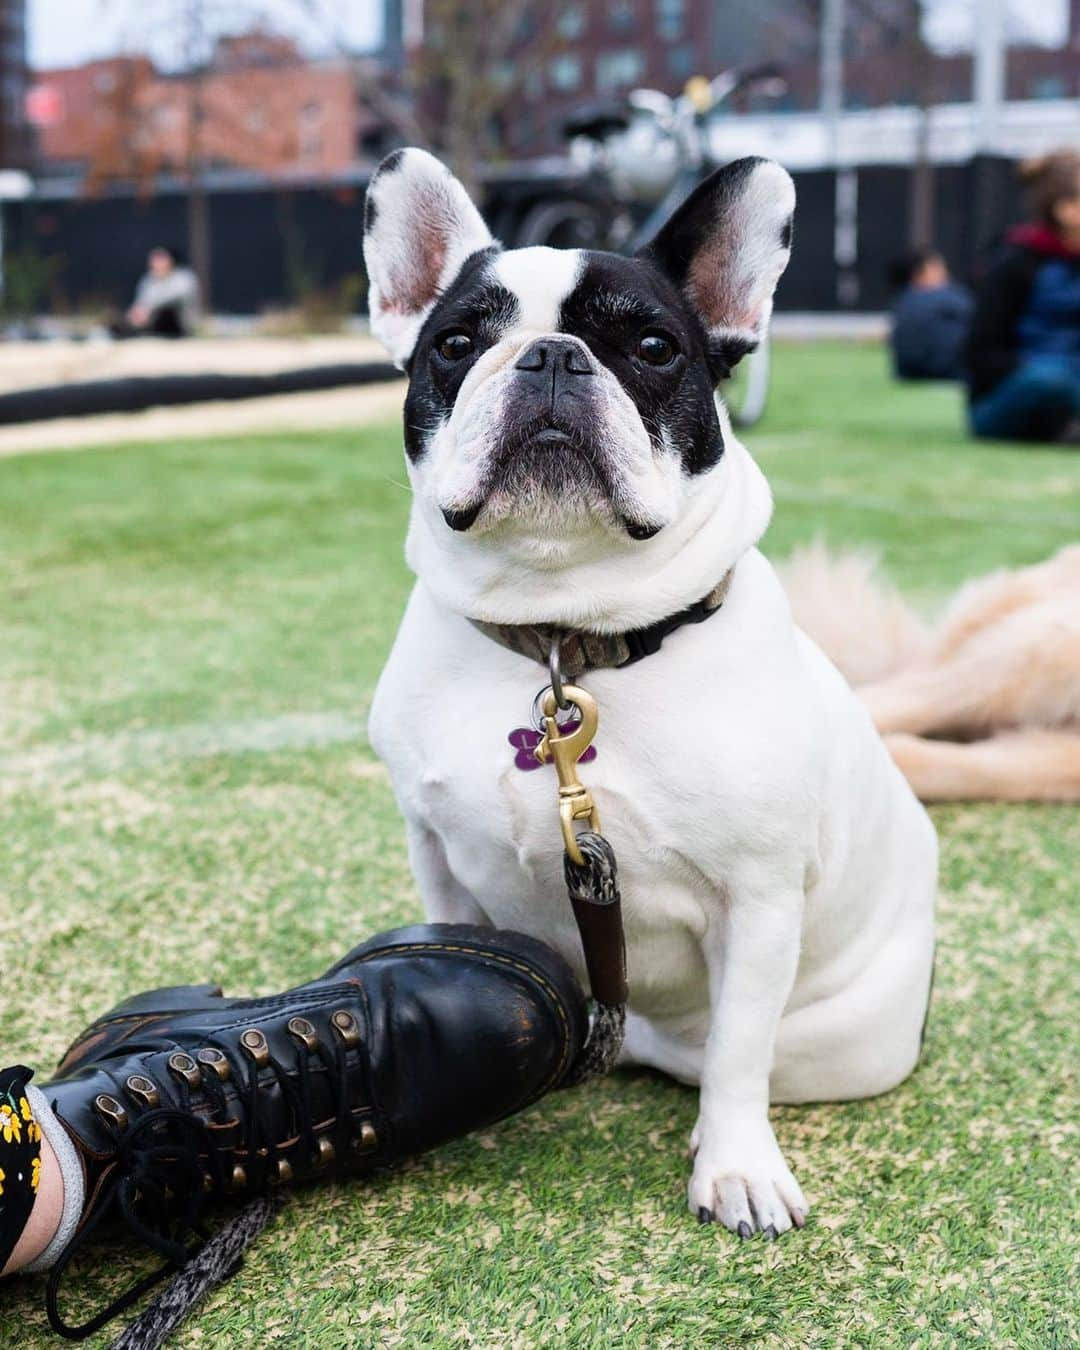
[965,150,1080,443]
[887,247,972,381]
[110,245,201,339]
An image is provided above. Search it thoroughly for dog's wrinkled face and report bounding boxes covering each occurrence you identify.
[363,149,794,556]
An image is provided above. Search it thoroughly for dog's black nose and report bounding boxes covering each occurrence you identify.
[514,338,594,376]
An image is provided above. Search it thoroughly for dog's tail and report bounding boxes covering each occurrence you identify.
[776,540,930,686]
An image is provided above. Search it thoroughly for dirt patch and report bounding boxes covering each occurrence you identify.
[0,381,407,456]
[0,334,389,394]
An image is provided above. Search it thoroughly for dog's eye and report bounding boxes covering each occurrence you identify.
[436,331,473,362]
[638,332,678,366]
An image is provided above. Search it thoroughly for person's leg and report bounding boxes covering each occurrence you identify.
[970,356,1080,442]
[148,304,185,338]
[1,1068,83,1280]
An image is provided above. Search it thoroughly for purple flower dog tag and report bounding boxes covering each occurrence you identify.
[508,718,598,772]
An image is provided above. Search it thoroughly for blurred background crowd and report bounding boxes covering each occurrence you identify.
[0,0,1077,442]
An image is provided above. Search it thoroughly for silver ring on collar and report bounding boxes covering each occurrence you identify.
[548,633,570,711]
[531,686,583,733]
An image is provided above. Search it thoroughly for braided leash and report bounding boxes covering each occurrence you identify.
[562,832,627,1084]
[531,670,629,1084]
[106,1194,285,1350]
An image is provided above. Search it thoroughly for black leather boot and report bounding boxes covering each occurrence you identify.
[10,924,588,1340]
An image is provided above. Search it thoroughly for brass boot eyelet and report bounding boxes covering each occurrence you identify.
[125,1075,160,1108]
[230,1163,247,1190]
[287,1016,319,1050]
[273,1157,294,1185]
[330,1009,361,1048]
[94,1093,128,1129]
[316,1136,335,1166]
[196,1048,231,1081]
[167,1052,202,1087]
[239,1029,270,1068]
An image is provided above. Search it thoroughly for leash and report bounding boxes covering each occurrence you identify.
[104,1195,284,1350]
[104,646,629,1348]
[499,573,736,1079]
[532,647,628,1083]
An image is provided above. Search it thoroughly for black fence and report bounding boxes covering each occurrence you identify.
[5,157,1021,318]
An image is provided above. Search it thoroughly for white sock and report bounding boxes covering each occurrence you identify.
[22,1085,85,1274]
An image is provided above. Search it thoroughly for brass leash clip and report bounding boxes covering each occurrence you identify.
[534,684,601,866]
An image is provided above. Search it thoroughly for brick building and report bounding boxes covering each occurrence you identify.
[26,2,1079,176]
[30,33,365,183]
[463,0,1080,157]
[0,0,31,169]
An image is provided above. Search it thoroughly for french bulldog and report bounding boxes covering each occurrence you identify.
[363,148,937,1237]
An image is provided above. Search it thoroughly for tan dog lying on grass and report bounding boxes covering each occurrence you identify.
[783,544,1080,802]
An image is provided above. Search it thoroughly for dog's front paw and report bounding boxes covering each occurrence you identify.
[688,1116,808,1239]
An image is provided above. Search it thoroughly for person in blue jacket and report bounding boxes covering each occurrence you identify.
[888,248,973,381]
[966,150,1080,443]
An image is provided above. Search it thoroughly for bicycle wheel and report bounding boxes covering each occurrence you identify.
[721,339,771,430]
[514,198,616,250]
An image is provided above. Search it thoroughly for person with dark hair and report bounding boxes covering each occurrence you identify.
[887,247,972,381]
[965,149,1080,442]
[110,245,201,339]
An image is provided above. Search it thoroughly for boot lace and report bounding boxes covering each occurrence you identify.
[45,1018,364,1341]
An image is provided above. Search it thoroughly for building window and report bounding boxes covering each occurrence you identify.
[549,54,582,91]
[596,48,645,90]
[152,102,181,130]
[607,0,636,35]
[656,0,684,41]
[1030,75,1066,99]
[667,45,694,81]
[300,101,323,157]
[557,5,586,40]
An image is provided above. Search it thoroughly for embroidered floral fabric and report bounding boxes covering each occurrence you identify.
[0,1065,42,1271]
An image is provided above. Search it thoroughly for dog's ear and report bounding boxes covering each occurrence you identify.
[638,157,794,371]
[363,148,494,368]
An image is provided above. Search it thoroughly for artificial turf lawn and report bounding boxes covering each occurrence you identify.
[1,340,1077,1348]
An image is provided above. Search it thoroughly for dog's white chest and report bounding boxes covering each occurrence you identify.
[387,668,715,1015]
[368,568,819,1021]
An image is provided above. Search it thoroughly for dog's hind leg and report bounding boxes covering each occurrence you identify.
[859,601,1080,739]
[618,1011,704,1085]
[405,821,493,925]
[883,729,1080,802]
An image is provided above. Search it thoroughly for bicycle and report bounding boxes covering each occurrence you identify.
[517,67,786,429]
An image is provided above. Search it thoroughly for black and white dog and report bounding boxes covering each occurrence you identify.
[363,149,937,1237]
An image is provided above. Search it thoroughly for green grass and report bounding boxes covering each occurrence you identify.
[1,341,1077,1348]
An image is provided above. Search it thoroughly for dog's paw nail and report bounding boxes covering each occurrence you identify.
[763,1224,778,1241]
[791,1208,807,1230]
[737,1221,753,1240]
[697,1206,713,1224]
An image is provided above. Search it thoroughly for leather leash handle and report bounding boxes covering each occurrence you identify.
[564,832,629,1007]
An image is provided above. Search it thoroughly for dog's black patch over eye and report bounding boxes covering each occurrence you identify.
[403,249,517,462]
[638,331,678,366]
[436,331,474,362]
[558,253,725,476]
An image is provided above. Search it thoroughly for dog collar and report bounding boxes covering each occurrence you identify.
[469,568,734,678]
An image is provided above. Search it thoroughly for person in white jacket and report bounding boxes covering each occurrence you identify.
[113,245,201,338]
